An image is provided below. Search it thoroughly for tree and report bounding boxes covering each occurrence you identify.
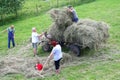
[6,0,24,17]
[0,0,7,23]
[0,0,24,25]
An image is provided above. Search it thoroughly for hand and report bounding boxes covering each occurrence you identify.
[48,56,50,59]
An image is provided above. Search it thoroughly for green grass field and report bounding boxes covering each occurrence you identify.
[0,0,120,80]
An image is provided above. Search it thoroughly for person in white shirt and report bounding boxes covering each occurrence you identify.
[32,27,43,56]
[48,41,62,74]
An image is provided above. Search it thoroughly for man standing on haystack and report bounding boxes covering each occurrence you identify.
[31,27,44,56]
[67,5,79,22]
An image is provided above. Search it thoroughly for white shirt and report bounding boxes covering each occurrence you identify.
[32,32,39,43]
[51,44,62,61]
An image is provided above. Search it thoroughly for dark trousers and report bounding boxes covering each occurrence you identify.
[54,58,62,70]
[8,37,15,48]
[72,18,79,22]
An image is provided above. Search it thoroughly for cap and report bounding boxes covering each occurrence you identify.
[50,41,58,47]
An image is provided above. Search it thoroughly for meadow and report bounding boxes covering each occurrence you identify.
[0,0,120,80]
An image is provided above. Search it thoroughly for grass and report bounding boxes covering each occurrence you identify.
[0,13,52,54]
[19,0,96,16]
[43,61,120,80]
[0,0,120,80]
[0,0,95,25]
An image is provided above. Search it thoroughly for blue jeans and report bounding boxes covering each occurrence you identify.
[72,18,79,22]
[8,37,15,48]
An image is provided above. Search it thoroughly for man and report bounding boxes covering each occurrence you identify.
[31,27,43,56]
[68,5,79,22]
[48,41,62,74]
[7,25,15,49]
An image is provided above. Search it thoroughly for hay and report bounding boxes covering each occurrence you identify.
[40,35,50,47]
[47,8,73,41]
[0,56,45,78]
[48,8,73,27]
[61,53,73,64]
[45,8,109,49]
[48,23,65,41]
[64,19,109,49]
[0,53,73,78]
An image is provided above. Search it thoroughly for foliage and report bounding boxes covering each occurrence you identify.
[0,0,95,25]
[0,0,24,25]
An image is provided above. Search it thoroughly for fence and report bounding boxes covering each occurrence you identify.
[0,0,95,26]
[20,0,95,16]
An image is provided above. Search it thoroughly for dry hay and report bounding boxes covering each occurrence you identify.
[46,8,109,49]
[40,35,50,47]
[47,8,73,41]
[64,19,109,49]
[48,23,65,41]
[0,53,73,78]
[48,8,73,28]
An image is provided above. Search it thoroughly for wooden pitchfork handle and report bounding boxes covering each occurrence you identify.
[40,57,50,74]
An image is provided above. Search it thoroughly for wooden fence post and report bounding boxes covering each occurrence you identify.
[56,0,59,8]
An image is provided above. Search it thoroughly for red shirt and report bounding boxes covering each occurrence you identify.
[36,63,43,71]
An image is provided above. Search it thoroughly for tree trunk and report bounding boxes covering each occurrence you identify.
[0,14,5,25]
[15,9,18,17]
[14,0,18,17]
[74,0,76,5]
[56,0,59,8]
[36,4,39,15]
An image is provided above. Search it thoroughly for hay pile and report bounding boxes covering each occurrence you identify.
[64,19,109,49]
[48,8,73,41]
[0,56,45,78]
[46,8,109,49]
[0,53,73,78]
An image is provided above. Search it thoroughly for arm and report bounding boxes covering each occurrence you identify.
[68,8,73,12]
[48,52,53,60]
[39,32,44,37]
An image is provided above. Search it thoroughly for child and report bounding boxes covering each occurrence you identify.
[35,61,43,71]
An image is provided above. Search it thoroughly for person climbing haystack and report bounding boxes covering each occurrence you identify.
[67,5,79,22]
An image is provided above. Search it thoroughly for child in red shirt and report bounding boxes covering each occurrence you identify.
[35,61,43,71]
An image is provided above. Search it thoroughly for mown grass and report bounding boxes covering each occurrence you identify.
[0,0,120,80]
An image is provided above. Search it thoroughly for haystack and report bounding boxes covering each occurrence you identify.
[48,8,73,27]
[45,8,109,49]
[47,8,73,41]
[48,23,65,41]
[64,19,109,49]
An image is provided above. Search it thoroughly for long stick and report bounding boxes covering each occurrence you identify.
[40,57,50,74]
[0,29,6,34]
